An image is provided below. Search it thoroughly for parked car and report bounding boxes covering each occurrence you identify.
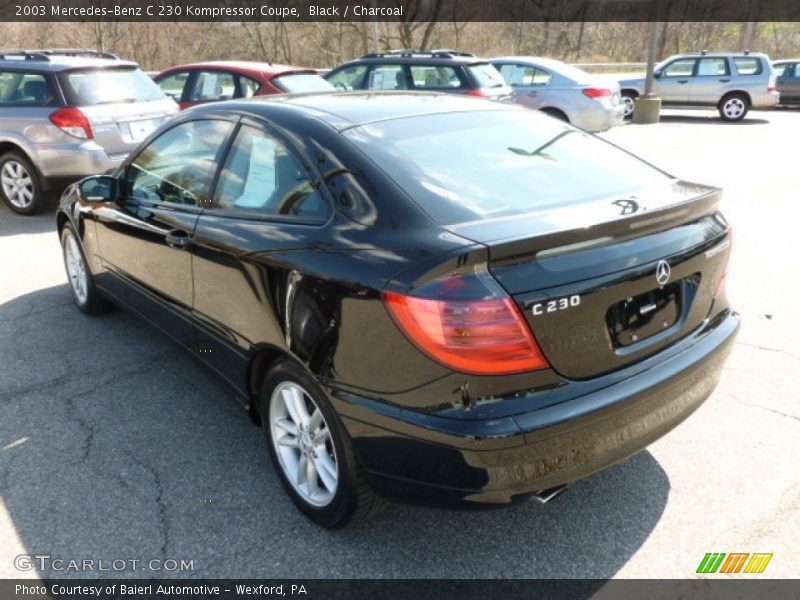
[490,56,624,131]
[324,50,514,101]
[619,51,779,121]
[0,49,177,215]
[773,59,800,105]
[153,61,334,110]
[58,92,738,527]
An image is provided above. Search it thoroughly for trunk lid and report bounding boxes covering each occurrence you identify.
[81,98,178,156]
[447,180,731,379]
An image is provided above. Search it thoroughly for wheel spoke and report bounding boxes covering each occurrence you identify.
[291,386,311,427]
[314,453,337,493]
[274,417,298,436]
[305,456,319,495]
[308,408,322,433]
[277,434,299,448]
[281,387,303,427]
[296,454,308,485]
[315,426,330,444]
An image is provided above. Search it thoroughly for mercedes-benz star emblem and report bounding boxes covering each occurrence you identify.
[656,260,671,286]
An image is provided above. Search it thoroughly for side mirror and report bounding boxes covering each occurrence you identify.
[653,70,662,79]
[78,175,116,203]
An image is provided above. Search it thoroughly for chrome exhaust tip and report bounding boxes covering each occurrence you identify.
[531,484,569,504]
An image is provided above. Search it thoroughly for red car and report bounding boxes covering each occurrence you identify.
[153,61,334,110]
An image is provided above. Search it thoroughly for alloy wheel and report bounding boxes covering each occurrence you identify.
[1,161,34,209]
[269,381,339,507]
[64,233,89,305]
[622,95,635,118]
[722,97,745,120]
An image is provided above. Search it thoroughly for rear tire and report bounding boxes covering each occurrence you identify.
[621,91,637,119]
[718,93,750,121]
[60,224,107,315]
[260,360,384,528]
[0,152,43,215]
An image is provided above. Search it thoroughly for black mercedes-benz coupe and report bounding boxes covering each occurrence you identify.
[57,92,738,527]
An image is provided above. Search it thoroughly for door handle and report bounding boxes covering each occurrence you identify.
[165,229,192,250]
[677,79,689,84]
[719,78,731,83]
[526,91,539,96]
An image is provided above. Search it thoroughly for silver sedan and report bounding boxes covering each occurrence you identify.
[491,56,625,132]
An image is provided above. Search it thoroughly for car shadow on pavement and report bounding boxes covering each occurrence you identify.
[0,204,58,237]
[0,284,670,580]
[657,114,770,125]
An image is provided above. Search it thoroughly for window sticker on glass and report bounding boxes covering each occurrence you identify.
[201,73,219,97]
[236,136,278,207]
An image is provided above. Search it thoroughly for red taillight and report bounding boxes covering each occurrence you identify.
[49,107,93,139]
[383,269,549,375]
[466,88,491,97]
[582,87,612,99]
[768,85,777,93]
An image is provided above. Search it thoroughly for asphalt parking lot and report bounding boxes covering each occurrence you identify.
[1,107,798,581]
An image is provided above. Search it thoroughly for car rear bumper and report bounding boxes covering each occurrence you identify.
[751,90,780,108]
[332,309,739,506]
[34,141,126,181]
[571,103,626,132]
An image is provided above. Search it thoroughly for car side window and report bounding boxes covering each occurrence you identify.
[125,119,234,207]
[157,71,189,102]
[696,58,729,77]
[214,124,328,221]
[733,57,762,75]
[410,65,462,89]
[327,65,367,90]
[497,64,551,87]
[791,63,800,78]
[367,64,408,90]
[0,71,56,106]
[238,75,261,97]
[190,71,236,102]
[662,59,696,77]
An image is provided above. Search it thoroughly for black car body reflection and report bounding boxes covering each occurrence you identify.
[57,93,738,522]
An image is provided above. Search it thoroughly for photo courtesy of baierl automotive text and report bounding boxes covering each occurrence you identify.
[0,0,798,598]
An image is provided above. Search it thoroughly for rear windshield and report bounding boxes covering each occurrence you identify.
[61,67,166,105]
[344,110,671,225]
[271,73,334,93]
[468,63,507,89]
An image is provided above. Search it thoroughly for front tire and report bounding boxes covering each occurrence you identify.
[718,93,750,121]
[60,225,106,315]
[260,361,383,528]
[0,152,43,215]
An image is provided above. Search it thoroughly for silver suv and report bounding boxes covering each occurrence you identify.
[619,51,779,122]
[0,50,178,214]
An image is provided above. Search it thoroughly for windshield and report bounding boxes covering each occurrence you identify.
[272,73,335,93]
[63,67,166,105]
[344,110,671,225]
[468,63,507,88]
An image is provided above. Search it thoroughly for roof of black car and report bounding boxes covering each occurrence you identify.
[215,91,521,131]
